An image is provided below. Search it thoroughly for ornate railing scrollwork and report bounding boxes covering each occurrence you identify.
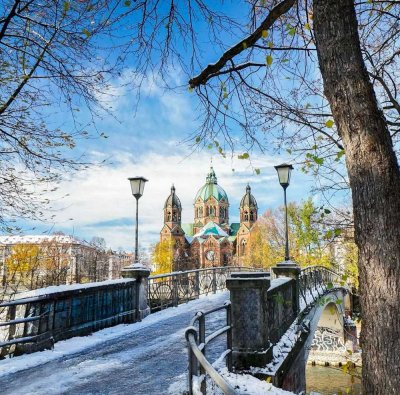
[148,266,260,312]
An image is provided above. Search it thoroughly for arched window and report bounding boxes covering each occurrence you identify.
[250,211,254,221]
[172,211,177,221]
[167,211,172,221]
[241,240,247,256]
[244,211,249,221]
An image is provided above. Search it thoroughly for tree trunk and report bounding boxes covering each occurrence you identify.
[313,0,400,393]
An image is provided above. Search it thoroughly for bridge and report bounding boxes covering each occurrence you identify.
[0,263,355,394]
[185,262,355,394]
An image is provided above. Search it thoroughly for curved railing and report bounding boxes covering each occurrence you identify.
[148,266,261,312]
[299,266,342,309]
[185,265,347,395]
[185,302,236,395]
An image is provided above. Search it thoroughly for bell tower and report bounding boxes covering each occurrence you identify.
[240,184,258,228]
[237,184,258,260]
[164,185,182,227]
[160,185,185,246]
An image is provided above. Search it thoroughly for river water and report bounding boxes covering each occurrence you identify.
[306,365,362,395]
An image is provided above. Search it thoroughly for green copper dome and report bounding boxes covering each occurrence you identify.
[195,167,229,202]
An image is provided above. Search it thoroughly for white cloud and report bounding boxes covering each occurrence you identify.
[38,148,313,251]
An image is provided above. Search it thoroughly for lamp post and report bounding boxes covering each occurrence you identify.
[274,163,293,262]
[128,176,148,265]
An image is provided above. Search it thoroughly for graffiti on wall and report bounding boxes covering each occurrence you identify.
[311,326,346,352]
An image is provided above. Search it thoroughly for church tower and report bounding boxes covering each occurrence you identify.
[160,185,186,246]
[193,167,230,234]
[239,184,258,227]
[237,184,258,259]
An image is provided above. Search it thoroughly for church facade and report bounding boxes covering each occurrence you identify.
[160,167,258,270]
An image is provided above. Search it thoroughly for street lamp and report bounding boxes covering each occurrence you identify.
[274,163,293,262]
[128,176,148,265]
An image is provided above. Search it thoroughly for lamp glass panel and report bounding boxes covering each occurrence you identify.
[277,167,290,185]
[130,179,141,195]
[139,179,146,195]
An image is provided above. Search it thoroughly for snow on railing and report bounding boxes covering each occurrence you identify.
[0,278,138,358]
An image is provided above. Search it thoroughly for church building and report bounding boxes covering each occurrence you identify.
[160,167,258,270]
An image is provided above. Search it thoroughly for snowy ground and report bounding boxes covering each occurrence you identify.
[0,292,230,395]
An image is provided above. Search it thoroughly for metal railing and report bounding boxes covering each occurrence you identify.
[185,302,236,395]
[299,266,341,308]
[185,265,345,395]
[148,266,260,312]
[0,279,138,358]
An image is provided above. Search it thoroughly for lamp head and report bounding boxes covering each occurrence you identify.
[274,163,293,188]
[128,177,148,199]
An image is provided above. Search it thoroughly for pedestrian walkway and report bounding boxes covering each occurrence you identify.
[0,292,228,395]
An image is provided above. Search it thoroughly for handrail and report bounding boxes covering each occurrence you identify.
[186,302,235,395]
[186,328,237,395]
[149,266,261,280]
[184,265,348,394]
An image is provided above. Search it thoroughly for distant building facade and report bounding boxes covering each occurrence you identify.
[160,168,258,270]
[0,235,130,290]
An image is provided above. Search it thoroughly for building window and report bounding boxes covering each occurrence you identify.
[244,211,248,221]
[250,211,254,221]
[241,240,247,256]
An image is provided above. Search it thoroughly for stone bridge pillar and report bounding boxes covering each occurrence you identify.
[226,272,271,369]
[121,265,150,321]
[272,260,301,314]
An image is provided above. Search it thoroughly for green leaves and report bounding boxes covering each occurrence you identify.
[326,282,334,289]
[306,152,324,165]
[238,152,250,160]
[335,149,345,161]
[82,28,91,38]
[255,168,261,175]
[262,30,268,38]
[266,55,273,66]
[63,1,70,13]
[286,24,296,36]
[325,119,334,128]
[124,0,131,6]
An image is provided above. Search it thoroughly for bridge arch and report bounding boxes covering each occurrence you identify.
[303,289,350,364]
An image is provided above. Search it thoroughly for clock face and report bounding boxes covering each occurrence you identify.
[205,250,215,261]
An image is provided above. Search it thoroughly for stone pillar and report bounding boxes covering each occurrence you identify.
[121,265,151,321]
[272,260,301,315]
[226,272,271,369]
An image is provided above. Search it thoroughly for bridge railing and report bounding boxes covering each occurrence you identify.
[299,266,341,309]
[185,265,345,394]
[0,279,138,358]
[185,302,236,395]
[0,265,258,358]
[148,266,260,312]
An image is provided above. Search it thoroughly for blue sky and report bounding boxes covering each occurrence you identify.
[15,2,352,252]
[20,68,325,252]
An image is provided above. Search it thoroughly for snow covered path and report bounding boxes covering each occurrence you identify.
[0,292,229,395]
